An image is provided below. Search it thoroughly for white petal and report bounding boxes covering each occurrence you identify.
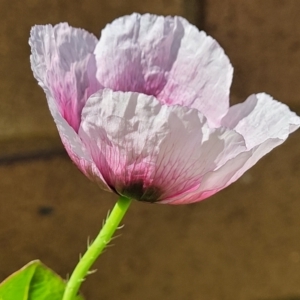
[47,95,110,191]
[79,89,245,202]
[160,94,300,204]
[209,93,300,191]
[29,23,100,131]
[94,13,232,125]
[163,93,300,204]
[222,93,300,148]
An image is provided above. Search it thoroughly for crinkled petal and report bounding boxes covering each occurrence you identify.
[94,13,232,125]
[165,93,300,205]
[46,94,110,191]
[163,150,255,204]
[29,18,300,205]
[219,93,300,188]
[222,93,300,148]
[78,89,246,203]
[29,23,101,131]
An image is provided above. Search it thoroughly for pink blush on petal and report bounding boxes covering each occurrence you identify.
[160,189,219,205]
[30,15,300,205]
[79,89,247,203]
[30,23,100,132]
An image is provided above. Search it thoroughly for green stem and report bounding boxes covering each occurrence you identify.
[62,195,132,300]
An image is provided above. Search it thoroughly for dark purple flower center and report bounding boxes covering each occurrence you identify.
[120,180,161,203]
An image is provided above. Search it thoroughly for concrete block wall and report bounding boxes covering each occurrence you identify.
[1,1,300,299]
[204,0,300,110]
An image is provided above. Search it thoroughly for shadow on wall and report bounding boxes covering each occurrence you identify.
[259,297,300,300]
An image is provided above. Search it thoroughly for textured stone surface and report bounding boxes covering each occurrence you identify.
[1,131,300,300]
[1,1,300,299]
[205,0,300,111]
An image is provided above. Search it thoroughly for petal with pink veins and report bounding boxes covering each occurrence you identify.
[29,16,300,205]
[94,13,232,125]
[29,23,101,131]
[222,93,300,148]
[219,93,300,185]
[79,89,246,203]
[165,93,300,204]
[46,94,110,191]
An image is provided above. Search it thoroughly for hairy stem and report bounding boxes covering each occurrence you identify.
[62,195,132,300]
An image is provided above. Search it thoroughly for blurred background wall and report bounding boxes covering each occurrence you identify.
[1,1,300,299]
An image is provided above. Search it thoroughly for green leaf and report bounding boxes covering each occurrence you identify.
[0,260,84,300]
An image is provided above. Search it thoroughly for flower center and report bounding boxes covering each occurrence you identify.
[120,180,161,203]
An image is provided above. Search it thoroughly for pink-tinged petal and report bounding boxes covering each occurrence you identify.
[78,89,246,203]
[29,17,300,205]
[29,23,101,131]
[165,93,300,205]
[94,13,232,125]
[219,93,300,184]
[163,150,255,204]
[46,94,110,191]
[156,18,232,126]
[222,93,300,148]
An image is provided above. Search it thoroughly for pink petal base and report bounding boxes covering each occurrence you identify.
[79,89,247,203]
[29,15,300,204]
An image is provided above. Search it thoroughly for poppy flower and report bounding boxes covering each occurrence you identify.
[29,13,300,204]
